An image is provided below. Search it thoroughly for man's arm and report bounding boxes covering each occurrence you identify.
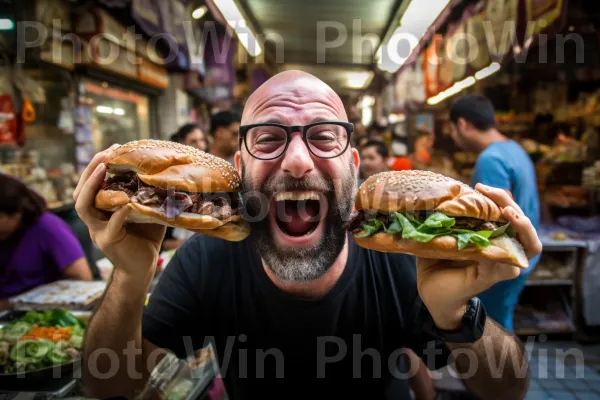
[447,319,529,400]
[84,269,165,399]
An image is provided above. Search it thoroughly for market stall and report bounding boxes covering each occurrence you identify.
[369,0,600,340]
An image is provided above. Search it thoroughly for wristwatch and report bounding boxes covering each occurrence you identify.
[423,297,487,343]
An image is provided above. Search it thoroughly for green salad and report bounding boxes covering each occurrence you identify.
[356,211,516,250]
[0,310,84,374]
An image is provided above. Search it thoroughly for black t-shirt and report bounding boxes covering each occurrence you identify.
[143,234,449,400]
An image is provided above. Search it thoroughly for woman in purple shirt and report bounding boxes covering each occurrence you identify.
[0,174,92,308]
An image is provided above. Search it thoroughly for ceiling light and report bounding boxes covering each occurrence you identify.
[96,106,114,114]
[358,95,375,109]
[427,62,502,106]
[474,62,501,80]
[213,0,262,57]
[0,19,14,30]
[113,108,125,116]
[346,71,374,89]
[376,0,451,73]
[192,6,208,19]
[388,113,406,124]
[427,76,476,106]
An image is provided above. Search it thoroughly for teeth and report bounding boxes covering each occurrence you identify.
[275,191,321,201]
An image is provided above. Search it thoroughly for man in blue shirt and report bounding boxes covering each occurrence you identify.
[449,95,541,332]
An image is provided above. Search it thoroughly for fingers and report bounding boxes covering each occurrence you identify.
[475,184,524,215]
[75,163,108,227]
[73,144,120,201]
[502,206,542,259]
[105,206,131,243]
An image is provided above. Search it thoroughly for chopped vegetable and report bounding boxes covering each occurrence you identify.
[0,310,85,374]
[358,211,513,251]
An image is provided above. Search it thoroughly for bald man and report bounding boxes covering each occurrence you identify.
[75,71,538,400]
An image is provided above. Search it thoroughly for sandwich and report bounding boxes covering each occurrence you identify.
[347,170,528,268]
[94,139,249,241]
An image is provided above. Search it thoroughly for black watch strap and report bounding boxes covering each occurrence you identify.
[423,297,487,343]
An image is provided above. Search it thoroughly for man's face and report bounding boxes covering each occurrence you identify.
[237,74,359,283]
[360,146,387,179]
[182,129,207,152]
[450,121,471,151]
[0,212,21,240]
[217,122,240,156]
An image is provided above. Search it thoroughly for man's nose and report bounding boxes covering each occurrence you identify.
[281,134,314,179]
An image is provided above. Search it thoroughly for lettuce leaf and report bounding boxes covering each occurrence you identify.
[356,219,384,238]
[357,211,513,250]
[393,212,451,243]
[421,212,456,229]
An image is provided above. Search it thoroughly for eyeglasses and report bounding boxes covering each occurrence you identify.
[239,121,354,160]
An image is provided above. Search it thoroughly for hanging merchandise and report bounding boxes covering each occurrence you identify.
[131,0,190,71]
[467,11,492,71]
[450,22,468,82]
[424,34,443,99]
[438,24,456,92]
[0,57,17,145]
[394,68,409,112]
[407,55,427,109]
[21,97,35,123]
[524,0,565,37]
[485,0,519,61]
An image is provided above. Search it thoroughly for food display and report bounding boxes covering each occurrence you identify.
[94,139,250,241]
[0,310,84,374]
[9,280,106,310]
[347,170,528,268]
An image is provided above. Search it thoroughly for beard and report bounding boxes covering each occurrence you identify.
[241,161,356,283]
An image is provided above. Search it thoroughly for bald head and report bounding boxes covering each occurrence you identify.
[242,70,348,124]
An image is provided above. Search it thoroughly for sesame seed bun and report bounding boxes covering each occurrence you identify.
[353,170,528,268]
[355,170,502,221]
[94,140,249,241]
[103,139,240,193]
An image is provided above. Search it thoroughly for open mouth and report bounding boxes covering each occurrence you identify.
[272,191,327,239]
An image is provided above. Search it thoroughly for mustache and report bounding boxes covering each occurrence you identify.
[261,173,333,195]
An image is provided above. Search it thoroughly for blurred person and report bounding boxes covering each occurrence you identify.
[210,110,241,164]
[359,139,389,179]
[0,174,92,307]
[77,71,537,400]
[174,123,208,152]
[449,95,540,332]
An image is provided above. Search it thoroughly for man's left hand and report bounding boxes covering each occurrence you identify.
[416,183,542,331]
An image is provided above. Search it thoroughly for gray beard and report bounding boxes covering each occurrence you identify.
[241,163,356,282]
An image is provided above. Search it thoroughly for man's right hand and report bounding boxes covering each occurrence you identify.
[74,145,166,279]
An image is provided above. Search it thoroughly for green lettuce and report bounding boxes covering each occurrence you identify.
[357,211,513,251]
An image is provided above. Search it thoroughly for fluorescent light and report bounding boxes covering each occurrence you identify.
[361,107,373,127]
[474,62,501,80]
[213,0,262,57]
[376,0,451,73]
[427,62,502,106]
[346,71,374,89]
[358,95,375,109]
[192,6,208,19]
[113,108,125,116]
[96,106,114,114]
[0,19,14,30]
[427,76,476,106]
[388,113,406,124]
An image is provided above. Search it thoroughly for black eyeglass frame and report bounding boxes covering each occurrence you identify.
[238,121,354,160]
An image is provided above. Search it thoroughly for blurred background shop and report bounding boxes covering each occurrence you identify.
[0,0,599,398]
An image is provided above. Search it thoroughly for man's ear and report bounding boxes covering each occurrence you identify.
[234,151,242,175]
[458,117,469,133]
[352,147,360,171]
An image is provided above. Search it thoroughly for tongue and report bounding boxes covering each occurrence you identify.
[281,201,318,235]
